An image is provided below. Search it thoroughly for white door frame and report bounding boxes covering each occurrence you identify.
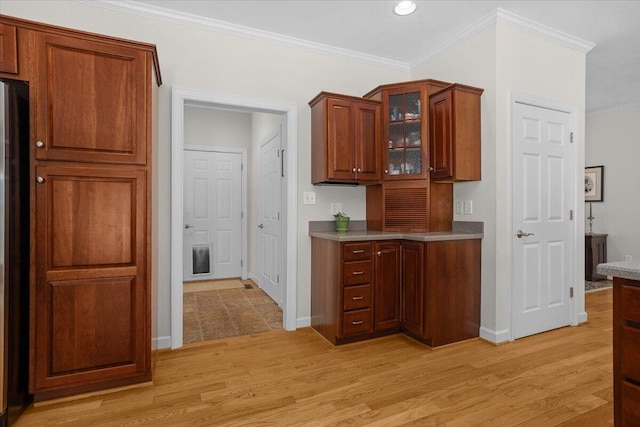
[171,88,298,349]
[184,145,248,281]
[509,91,581,341]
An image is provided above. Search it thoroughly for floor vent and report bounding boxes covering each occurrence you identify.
[243,283,253,289]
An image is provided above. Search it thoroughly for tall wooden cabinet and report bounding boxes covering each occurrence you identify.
[0,15,161,402]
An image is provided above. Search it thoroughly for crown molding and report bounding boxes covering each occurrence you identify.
[496,8,595,54]
[74,0,410,71]
[411,8,595,69]
[587,100,640,117]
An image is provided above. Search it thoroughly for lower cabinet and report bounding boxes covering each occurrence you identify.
[311,237,481,347]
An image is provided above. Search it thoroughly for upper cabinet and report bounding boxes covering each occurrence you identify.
[310,92,380,184]
[34,33,150,165]
[429,84,484,182]
[365,79,450,181]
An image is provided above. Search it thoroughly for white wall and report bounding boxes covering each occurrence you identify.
[412,23,587,341]
[184,107,251,149]
[586,105,640,262]
[0,0,409,345]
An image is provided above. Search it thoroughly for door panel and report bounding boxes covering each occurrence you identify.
[259,129,282,306]
[35,33,148,164]
[35,165,148,391]
[429,90,453,180]
[354,102,379,181]
[401,242,424,336]
[327,99,355,181]
[183,150,242,281]
[512,101,574,339]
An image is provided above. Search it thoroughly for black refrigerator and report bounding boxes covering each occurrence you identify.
[1,80,32,426]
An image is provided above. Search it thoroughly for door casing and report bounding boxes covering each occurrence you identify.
[171,88,298,349]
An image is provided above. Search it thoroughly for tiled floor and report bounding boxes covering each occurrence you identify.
[183,284,283,345]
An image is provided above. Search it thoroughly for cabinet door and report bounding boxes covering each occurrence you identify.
[326,98,356,181]
[374,242,401,331]
[383,88,427,180]
[34,33,149,165]
[34,165,149,398]
[401,242,425,337]
[354,101,380,181]
[0,23,18,74]
[429,89,454,180]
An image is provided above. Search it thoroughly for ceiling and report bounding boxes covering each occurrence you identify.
[133,0,640,114]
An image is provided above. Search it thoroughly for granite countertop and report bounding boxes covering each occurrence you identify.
[597,261,640,281]
[309,221,483,242]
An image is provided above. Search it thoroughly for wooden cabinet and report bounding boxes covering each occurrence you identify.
[365,79,450,181]
[309,92,380,184]
[0,15,160,402]
[613,278,640,426]
[429,84,483,182]
[374,242,401,331]
[33,165,149,400]
[585,233,607,281]
[366,181,452,232]
[311,237,481,347]
[34,33,150,165]
[0,23,18,74]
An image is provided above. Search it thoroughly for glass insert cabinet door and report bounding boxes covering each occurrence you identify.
[386,90,424,178]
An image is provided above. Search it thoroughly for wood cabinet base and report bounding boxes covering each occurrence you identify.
[33,373,151,403]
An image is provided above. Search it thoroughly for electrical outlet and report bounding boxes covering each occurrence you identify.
[455,201,463,215]
[464,200,473,215]
[303,191,316,205]
[330,203,342,215]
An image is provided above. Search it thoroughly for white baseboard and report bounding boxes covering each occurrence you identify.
[296,316,311,328]
[479,326,510,344]
[578,311,588,324]
[152,336,172,350]
[248,272,260,286]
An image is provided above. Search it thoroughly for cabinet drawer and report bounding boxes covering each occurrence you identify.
[343,261,372,285]
[344,285,371,311]
[622,284,640,323]
[622,380,640,425]
[621,325,640,381]
[342,309,373,336]
[344,243,372,261]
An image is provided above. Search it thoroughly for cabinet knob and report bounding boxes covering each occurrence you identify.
[36,176,45,184]
[352,168,356,172]
[357,168,362,172]
[384,170,388,174]
[429,166,434,172]
[35,140,45,148]
[377,251,382,256]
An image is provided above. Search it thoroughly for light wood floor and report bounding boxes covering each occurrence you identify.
[15,290,613,426]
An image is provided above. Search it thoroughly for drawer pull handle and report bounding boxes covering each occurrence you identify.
[352,271,364,275]
[352,296,364,300]
[351,320,364,325]
[352,250,364,254]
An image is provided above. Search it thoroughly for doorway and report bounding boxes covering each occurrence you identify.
[511,93,578,340]
[171,89,298,349]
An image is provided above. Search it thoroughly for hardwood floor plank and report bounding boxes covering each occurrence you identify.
[14,290,613,426]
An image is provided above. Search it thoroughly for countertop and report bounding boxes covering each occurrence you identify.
[309,229,483,242]
[597,261,640,282]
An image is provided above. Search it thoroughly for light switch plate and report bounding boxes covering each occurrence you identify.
[455,201,463,215]
[303,191,316,205]
[464,200,473,215]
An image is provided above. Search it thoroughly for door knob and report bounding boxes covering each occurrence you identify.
[184,224,194,229]
[258,224,264,229]
[516,229,534,238]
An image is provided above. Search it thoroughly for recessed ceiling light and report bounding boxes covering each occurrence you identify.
[394,1,417,16]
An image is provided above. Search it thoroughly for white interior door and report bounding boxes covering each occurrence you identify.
[184,150,242,281]
[512,101,575,339]
[259,128,282,306]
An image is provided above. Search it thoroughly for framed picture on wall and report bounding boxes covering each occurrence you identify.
[585,165,604,202]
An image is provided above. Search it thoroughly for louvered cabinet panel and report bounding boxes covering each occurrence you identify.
[384,185,429,231]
